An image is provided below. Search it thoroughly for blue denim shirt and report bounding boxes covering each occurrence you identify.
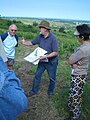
[0,57,28,120]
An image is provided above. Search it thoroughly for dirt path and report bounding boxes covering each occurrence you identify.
[15,61,63,120]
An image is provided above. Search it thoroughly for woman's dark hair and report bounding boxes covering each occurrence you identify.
[76,24,90,40]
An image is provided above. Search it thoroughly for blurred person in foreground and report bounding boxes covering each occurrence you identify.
[0,24,18,70]
[0,36,7,63]
[65,24,90,120]
[21,20,58,96]
[0,37,28,120]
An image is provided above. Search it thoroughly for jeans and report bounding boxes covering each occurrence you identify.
[0,57,28,120]
[31,59,58,94]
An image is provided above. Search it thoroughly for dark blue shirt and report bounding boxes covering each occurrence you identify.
[31,32,58,55]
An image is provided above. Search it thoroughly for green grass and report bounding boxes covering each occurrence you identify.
[1,17,90,120]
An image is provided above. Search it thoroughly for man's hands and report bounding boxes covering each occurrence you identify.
[39,55,47,60]
[71,64,77,68]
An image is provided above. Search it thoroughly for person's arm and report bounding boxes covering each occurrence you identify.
[68,54,78,68]
[39,52,58,60]
[0,38,7,62]
[41,36,58,60]
[68,50,83,65]
[68,49,84,69]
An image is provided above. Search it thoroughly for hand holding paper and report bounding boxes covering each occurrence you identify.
[24,47,47,65]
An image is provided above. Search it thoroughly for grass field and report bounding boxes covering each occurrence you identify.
[1,17,90,120]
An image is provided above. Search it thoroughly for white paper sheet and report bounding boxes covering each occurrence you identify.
[24,47,47,65]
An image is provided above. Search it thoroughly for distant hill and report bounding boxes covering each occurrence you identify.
[1,16,90,23]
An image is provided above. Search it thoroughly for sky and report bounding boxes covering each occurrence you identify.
[0,0,90,21]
